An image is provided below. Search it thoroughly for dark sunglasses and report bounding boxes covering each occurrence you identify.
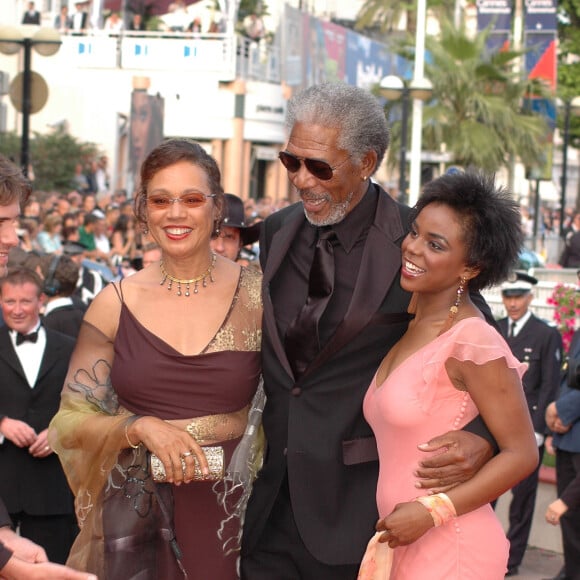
[278,151,341,181]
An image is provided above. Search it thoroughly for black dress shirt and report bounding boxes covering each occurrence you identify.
[270,185,379,351]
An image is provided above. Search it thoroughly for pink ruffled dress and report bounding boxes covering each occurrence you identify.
[363,318,526,579]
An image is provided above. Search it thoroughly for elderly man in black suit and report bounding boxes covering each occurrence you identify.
[0,267,78,565]
[498,272,563,576]
[241,82,495,580]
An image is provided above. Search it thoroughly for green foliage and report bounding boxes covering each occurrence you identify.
[382,20,549,173]
[557,0,580,150]
[0,130,100,193]
[237,0,269,20]
[356,0,455,33]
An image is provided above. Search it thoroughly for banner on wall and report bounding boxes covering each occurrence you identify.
[129,91,165,183]
[280,5,402,92]
[302,15,347,88]
[476,0,512,53]
[524,0,557,90]
[344,32,401,90]
[282,5,304,87]
[524,0,557,181]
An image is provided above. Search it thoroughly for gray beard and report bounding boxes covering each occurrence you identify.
[303,191,354,226]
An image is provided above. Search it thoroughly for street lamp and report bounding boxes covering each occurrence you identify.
[379,74,433,203]
[558,96,580,237]
[0,25,61,178]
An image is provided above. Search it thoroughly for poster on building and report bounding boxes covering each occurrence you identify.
[129,91,165,183]
[524,0,557,90]
[302,15,347,88]
[282,5,303,87]
[476,0,512,53]
[345,31,400,90]
[524,0,557,181]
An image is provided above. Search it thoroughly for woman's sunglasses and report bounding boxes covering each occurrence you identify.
[147,193,216,210]
[278,151,339,181]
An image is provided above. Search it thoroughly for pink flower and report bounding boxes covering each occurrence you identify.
[550,283,579,355]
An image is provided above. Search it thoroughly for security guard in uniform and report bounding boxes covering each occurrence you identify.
[498,272,563,576]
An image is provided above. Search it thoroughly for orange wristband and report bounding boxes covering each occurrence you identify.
[415,493,457,527]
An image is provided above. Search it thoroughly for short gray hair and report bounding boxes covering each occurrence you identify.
[286,82,390,174]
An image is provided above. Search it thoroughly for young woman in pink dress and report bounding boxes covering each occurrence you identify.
[361,171,539,579]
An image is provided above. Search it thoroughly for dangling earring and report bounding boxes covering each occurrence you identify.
[407,292,418,315]
[438,276,466,336]
[212,220,221,238]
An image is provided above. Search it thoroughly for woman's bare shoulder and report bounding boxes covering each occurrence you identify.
[83,281,124,338]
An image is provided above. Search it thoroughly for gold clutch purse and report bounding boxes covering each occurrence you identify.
[149,446,225,483]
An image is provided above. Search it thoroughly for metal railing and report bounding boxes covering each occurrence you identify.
[56,29,281,83]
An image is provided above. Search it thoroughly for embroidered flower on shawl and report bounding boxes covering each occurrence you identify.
[70,359,119,415]
[109,450,155,518]
[123,463,155,518]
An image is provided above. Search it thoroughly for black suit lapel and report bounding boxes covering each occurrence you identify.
[0,327,27,380]
[262,206,306,380]
[35,331,61,385]
[305,192,409,377]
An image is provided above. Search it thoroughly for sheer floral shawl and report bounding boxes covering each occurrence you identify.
[48,320,186,578]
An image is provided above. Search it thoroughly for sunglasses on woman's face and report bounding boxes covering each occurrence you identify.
[146,192,216,210]
[278,151,339,181]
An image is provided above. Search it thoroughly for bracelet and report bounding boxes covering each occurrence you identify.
[415,493,457,527]
[186,415,221,444]
[124,416,141,449]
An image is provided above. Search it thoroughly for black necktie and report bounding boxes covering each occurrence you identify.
[16,331,38,346]
[285,228,336,377]
[509,321,517,338]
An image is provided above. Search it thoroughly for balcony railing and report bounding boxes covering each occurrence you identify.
[58,30,280,83]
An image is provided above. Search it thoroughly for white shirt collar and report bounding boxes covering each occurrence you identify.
[509,310,532,337]
[44,296,74,315]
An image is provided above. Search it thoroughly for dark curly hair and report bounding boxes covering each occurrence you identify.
[134,138,224,235]
[411,171,523,292]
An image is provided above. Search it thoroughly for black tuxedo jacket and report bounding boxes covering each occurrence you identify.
[498,314,562,433]
[0,326,75,516]
[42,303,86,339]
[0,500,9,527]
[243,186,413,565]
[0,498,11,569]
[22,10,40,24]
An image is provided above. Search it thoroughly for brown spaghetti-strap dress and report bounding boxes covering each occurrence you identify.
[111,267,262,579]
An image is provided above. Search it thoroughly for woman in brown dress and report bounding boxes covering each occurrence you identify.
[49,139,263,579]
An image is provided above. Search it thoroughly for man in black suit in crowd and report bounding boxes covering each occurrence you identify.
[21,2,41,25]
[71,1,89,33]
[0,267,78,564]
[0,154,93,579]
[498,272,563,576]
[241,82,494,580]
[39,253,86,339]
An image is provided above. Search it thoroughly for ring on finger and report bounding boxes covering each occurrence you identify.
[181,450,194,458]
[44,445,50,451]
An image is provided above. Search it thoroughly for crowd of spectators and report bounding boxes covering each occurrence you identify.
[4,163,283,320]
[23,0,271,37]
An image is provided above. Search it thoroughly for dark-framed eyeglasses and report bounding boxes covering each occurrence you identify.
[146,192,216,210]
[278,151,345,181]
